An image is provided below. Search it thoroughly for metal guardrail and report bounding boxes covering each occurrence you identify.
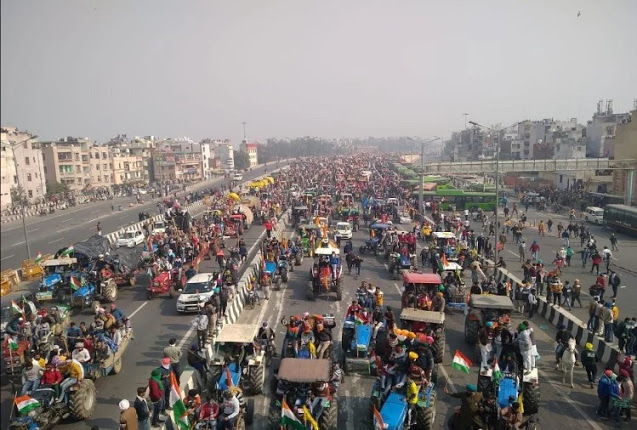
[423,157,637,174]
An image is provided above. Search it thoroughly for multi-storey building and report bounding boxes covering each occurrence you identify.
[612,109,637,204]
[41,137,92,193]
[586,100,631,158]
[0,127,46,208]
[88,145,113,189]
[240,141,258,167]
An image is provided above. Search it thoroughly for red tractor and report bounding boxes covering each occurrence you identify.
[147,268,186,299]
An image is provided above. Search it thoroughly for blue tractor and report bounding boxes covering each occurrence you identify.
[263,260,282,290]
[68,271,118,313]
[342,316,375,374]
[371,382,437,430]
[8,380,97,430]
[36,258,79,303]
[388,252,415,280]
[277,254,290,282]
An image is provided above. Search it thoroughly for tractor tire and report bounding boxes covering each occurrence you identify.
[415,390,437,430]
[523,382,540,415]
[319,397,337,430]
[69,379,97,420]
[464,317,479,345]
[245,398,255,425]
[281,270,288,283]
[307,282,316,300]
[289,263,294,273]
[375,333,388,357]
[359,246,365,254]
[342,328,353,354]
[477,374,493,395]
[267,400,281,430]
[102,279,118,303]
[111,358,122,375]
[276,278,282,290]
[433,331,445,364]
[249,362,265,395]
[146,290,153,300]
[431,364,439,385]
[335,280,343,301]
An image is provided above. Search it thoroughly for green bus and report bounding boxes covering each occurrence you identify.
[410,189,497,211]
[603,204,637,236]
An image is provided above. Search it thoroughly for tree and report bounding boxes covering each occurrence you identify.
[233,150,251,170]
[10,186,27,206]
[46,181,69,197]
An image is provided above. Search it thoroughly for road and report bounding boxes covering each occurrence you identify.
[0,163,282,271]
[230,220,615,430]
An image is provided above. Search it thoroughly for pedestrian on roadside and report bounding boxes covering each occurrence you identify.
[527,288,537,318]
[134,386,152,430]
[561,281,573,310]
[119,399,139,430]
[163,338,182,383]
[219,284,230,315]
[602,302,614,343]
[565,246,573,267]
[194,310,208,350]
[547,218,553,233]
[354,254,363,278]
[591,251,602,276]
[609,271,621,298]
[609,233,619,252]
[581,343,599,389]
[572,279,583,307]
[148,369,165,428]
[596,369,612,418]
[602,246,613,274]
[518,241,526,263]
[561,229,570,247]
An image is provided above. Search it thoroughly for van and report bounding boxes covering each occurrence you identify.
[584,206,604,225]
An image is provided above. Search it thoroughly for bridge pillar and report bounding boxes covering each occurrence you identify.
[625,169,634,205]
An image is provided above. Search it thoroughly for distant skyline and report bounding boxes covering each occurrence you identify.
[2,0,636,144]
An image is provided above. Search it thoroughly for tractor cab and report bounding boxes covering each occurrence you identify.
[401,272,442,310]
[37,258,79,302]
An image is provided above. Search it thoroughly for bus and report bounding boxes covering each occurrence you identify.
[411,189,497,211]
[603,204,637,236]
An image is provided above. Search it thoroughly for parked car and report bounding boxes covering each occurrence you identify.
[117,230,145,248]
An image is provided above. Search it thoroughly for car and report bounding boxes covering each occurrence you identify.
[334,221,353,240]
[152,220,167,235]
[176,273,216,312]
[233,173,243,181]
[117,230,145,248]
[585,206,604,225]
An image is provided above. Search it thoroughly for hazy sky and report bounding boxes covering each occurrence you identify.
[2,0,636,144]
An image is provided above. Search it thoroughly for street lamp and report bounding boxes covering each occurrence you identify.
[5,134,39,259]
[468,121,518,263]
[407,136,441,218]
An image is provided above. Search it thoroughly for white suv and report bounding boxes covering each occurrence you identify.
[176,273,216,313]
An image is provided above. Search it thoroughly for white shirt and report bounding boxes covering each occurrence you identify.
[464,209,469,216]
[72,348,91,363]
[602,249,612,260]
[112,330,123,346]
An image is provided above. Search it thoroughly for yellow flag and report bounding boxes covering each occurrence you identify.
[303,405,319,430]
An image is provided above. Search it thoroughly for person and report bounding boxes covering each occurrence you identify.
[21,361,42,396]
[187,343,208,379]
[500,402,523,429]
[316,323,332,359]
[402,375,419,426]
[184,389,202,425]
[554,323,572,366]
[514,323,533,373]
[257,320,276,356]
[609,232,619,251]
[148,369,165,427]
[572,279,583,308]
[353,254,363,277]
[158,358,172,414]
[597,369,613,418]
[618,369,634,422]
[608,373,622,423]
[134,386,152,430]
[194,311,209,351]
[329,251,340,280]
[601,302,614,343]
[40,362,63,398]
[120,398,139,430]
[444,383,484,430]
[198,395,220,429]
[66,322,82,350]
[346,300,362,317]
[218,389,240,430]
[57,358,84,403]
[609,271,621,299]
[163,338,182,382]
[527,288,538,318]
[110,304,126,323]
[72,342,91,364]
[581,343,599,389]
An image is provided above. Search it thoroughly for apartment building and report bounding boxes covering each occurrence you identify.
[112,154,145,185]
[612,109,637,204]
[41,137,92,193]
[88,145,113,189]
[0,127,46,208]
[586,100,631,158]
[240,141,258,167]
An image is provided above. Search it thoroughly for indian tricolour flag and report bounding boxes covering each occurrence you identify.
[10,300,23,316]
[60,246,74,257]
[452,350,473,374]
[70,276,82,291]
[281,399,305,430]
[34,252,42,264]
[169,371,189,430]
[354,313,366,325]
[15,395,40,415]
[8,336,18,351]
[492,358,503,383]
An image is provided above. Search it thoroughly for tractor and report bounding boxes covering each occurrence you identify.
[267,358,337,430]
[463,294,515,345]
[400,272,443,310]
[68,271,117,313]
[208,324,266,398]
[307,245,342,301]
[371,381,437,430]
[388,252,414,280]
[399,308,446,364]
[263,260,282,290]
[36,258,79,303]
[341,315,374,374]
[296,224,321,257]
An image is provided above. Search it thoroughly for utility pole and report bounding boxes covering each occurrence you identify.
[463,113,469,129]
[408,136,440,218]
[241,122,247,141]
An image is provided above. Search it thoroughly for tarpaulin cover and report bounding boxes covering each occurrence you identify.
[110,246,143,272]
[71,235,113,263]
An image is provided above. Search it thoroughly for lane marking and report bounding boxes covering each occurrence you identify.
[57,228,69,233]
[28,227,39,233]
[48,238,64,244]
[12,241,26,247]
[177,325,196,350]
[1,254,15,261]
[345,389,355,430]
[128,302,148,319]
[63,218,71,222]
[393,283,402,295]
[438,355,457,391]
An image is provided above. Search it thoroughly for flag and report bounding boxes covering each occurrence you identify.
[34,252,42,264]
[373,405,386,430]
[169,371,189,430]
[225,366,234,388]
[60,246,74,257]
[10,300,24,317]
[15,395,40,415]
[70,276,82,291]
[354,313,366,325]
[302,405,319,430]
[281,399,305,430]
[452,350,472,374]
[441,253,449,268]
[492,358,503,383]
[8,336,18,351]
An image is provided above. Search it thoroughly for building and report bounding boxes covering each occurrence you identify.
[112,154,145,186]
[240,141,258,167]
[612,109,637,204]
[88,145,113,190]
[0,127,45,208]
[41,137,92,193]
[105,135,154,184]
[586,100,631,158]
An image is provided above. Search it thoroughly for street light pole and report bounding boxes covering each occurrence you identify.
[7,135,39,259]
[408,136,440,218]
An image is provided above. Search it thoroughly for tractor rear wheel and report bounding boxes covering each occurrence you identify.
[464,316,479,344]
[415,390,437,430]
[307,282,316,300]
[102,279,118,302]
[523,381,540,415]
[319,398,337,430]
[69,380,97,420]
[433,330,445,364]
[244,398,255,425]
[281,269,288,283]
[248,362,265,395]
[335,280,342,301]
[111,358,122,375]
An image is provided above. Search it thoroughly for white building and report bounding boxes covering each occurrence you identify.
[0,127,46,208]
[586,100,631,158]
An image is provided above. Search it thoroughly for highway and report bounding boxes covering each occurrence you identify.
[0,163,281,271]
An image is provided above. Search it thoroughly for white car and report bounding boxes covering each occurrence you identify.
[152,220,167,235]
[117,230,145,248]
[233,173,243,181]
[335,222,353,240]
[176,273,216,313]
